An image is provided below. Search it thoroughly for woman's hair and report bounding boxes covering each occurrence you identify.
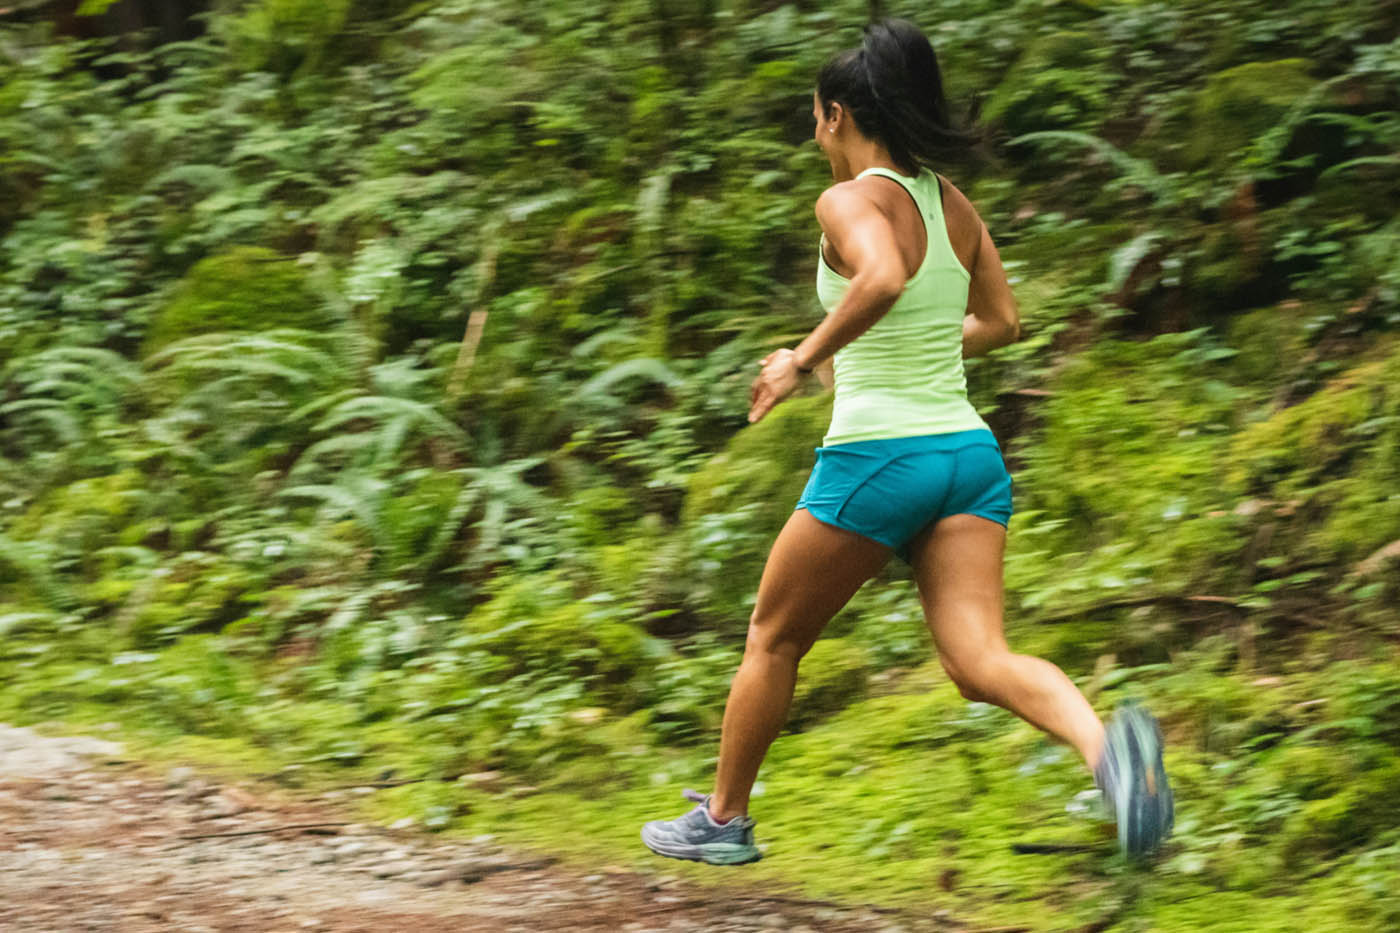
[816,18,986,173]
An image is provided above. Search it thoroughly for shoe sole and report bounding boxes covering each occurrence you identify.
[1116,707,1174,857]
[640,827,761,865]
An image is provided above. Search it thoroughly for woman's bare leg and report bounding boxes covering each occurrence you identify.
[708,510,891,821]
[908,514,1105,770]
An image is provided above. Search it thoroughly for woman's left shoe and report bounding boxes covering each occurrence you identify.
[640,789,761,865]
[1095,701,1175,857]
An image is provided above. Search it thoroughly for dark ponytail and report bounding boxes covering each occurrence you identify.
[817,18,986,174]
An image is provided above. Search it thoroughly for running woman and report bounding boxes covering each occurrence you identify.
[641,18,1173,864]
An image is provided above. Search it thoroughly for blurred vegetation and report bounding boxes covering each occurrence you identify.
[3,0,1400,928]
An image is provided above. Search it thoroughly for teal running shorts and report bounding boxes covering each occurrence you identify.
[794,429,1013,562]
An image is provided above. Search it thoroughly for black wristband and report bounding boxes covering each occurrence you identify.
[796,360,814,374]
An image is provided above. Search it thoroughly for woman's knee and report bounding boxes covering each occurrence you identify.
[744,611,812,663]
[940,652,1007,703]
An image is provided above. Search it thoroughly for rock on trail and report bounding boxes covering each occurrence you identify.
[0,724,124,778]
[0,723,957,933]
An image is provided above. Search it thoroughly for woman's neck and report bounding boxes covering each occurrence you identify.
[831,141,912,182]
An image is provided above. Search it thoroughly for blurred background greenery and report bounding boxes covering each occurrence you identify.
[2,0,1400,929]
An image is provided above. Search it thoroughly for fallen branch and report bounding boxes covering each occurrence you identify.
[1011,842,1102,855]
[1037,593,1332,636]
[446,222,501,400]
[730,893,901,916]
[173,821,351,843]
[0,1,61,17]
[446,308,490,398]
[1356,539,1400,578]
[330,777,430,790]
[1035,594,1247,625]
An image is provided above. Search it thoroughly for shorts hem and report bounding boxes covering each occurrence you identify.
[793,505,898,551]
[960,509,1011,529]
[795,505,1011,564]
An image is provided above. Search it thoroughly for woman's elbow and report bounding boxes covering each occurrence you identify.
[866,271,906,305]
[999,300,1022,345]
[851,272,905,315]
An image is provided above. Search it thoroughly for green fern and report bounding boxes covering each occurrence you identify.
[1009,130,1180,206]
[0,533,77,611]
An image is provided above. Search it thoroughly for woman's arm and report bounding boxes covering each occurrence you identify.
[961,219,1020,358]
[748,183,905,423]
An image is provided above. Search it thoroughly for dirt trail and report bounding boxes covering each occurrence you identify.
[0,724,963,933]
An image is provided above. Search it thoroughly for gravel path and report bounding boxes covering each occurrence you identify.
[0,724,964,933]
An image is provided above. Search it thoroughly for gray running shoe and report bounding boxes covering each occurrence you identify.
[1095,701,1175,857]
[640,789,761,865]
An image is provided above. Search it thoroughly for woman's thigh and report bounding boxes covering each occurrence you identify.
[747,509,892,657]
[906,513,1009,669]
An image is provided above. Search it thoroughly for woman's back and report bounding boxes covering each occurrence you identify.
[816,166,986,446]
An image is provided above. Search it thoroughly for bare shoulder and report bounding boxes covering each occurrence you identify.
[814,179,880,224]
[934,173,986,271]
[935,174,984,235]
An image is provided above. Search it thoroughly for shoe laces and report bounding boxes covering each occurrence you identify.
[682,789,753,829]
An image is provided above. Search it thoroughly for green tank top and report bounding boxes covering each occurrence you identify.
[815,166,988,446]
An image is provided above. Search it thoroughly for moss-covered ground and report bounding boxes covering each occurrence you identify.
[6,620,1400,931]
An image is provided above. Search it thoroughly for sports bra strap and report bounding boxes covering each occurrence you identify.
[853,166,966,282]
[859,164,925,199]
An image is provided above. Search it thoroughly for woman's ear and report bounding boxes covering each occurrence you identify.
[826,101,844,134]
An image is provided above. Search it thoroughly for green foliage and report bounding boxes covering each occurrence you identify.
[119,553,259,649]
[1009,130,1181,206]
[1018,330,1240,532]
[1278,758,1400,866]
[1186,59,1321,171]
[983,32,1117,136]
[461,573,652,694]
[1226,303,1313,386]
[683,392,832,534]
[144,247,331,354]
[681,392,833,622]
[0,346,142,482]
[218,0,354,78]
[788,637,871,730]
[1229,341,1400,560]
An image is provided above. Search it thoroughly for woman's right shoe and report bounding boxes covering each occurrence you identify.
[1095,701,1175,857]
